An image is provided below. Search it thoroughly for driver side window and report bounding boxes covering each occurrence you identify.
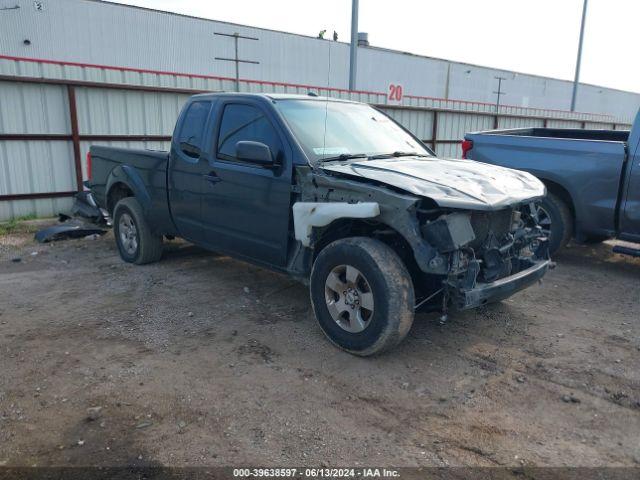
[217,104,281,161]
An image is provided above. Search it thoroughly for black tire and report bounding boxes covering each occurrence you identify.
[310,237,415,356]
[113,197,163,265]
[539,193,573,255]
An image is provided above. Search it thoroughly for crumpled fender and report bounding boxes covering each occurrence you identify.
[293,202,380,246]
[294,167,443,274]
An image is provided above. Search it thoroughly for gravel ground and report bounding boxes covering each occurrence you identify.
[0,222,639,467]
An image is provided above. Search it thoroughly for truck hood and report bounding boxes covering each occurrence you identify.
[321,157,546,210]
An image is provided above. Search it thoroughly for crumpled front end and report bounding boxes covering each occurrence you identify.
[293,166,549,310]
[418,204,551,310]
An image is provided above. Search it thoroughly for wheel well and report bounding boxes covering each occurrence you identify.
[312,218,424,291]
[107,183,134,214]
[542,179,575,220]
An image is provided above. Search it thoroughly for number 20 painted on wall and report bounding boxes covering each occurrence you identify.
[388,84,403,102]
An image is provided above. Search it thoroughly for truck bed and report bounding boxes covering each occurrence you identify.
[485,127,630,142]
[89,145,173,233]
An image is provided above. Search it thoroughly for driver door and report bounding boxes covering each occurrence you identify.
[167,99,214,243]
[200,100,292,267]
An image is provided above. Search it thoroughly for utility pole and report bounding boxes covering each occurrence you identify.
[214,32,259,92]
[348,0,358,91]
[494,76,507,113]
[493,76,507,129]
[571,0,588,112]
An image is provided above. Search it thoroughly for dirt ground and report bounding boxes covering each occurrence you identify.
[0,220,639,468]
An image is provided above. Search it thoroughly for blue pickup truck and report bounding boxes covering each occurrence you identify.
[463,110,640,255]
[87,93,551,355]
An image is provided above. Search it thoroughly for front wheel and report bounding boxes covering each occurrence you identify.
[536,193,573,256]
[113,197,163,265]
[310,237,415,356]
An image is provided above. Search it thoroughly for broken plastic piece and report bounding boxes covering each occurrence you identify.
[292,202,380,247]
[34,224,107,243]
[70,192,109,225]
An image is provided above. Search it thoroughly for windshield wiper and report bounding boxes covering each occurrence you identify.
[318,153,368,163]
[368,151,429,159]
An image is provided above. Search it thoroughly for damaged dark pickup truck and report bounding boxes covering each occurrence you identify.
[87,93,550,355]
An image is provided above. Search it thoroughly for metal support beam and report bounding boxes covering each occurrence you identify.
[571,0,588,112]
[0,191,77,202]
[348,0,358,91]
[66,85,83,192]
[431,111,438,151]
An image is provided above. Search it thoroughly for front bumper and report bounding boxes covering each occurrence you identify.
[451,258,550,310]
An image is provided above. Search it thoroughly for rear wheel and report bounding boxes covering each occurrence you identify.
[537,193,573,255]
[310,237,415,356]
[113,197,163,265]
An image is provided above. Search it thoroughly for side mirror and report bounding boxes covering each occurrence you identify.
[180,142,201,158]
[236,141,275,167]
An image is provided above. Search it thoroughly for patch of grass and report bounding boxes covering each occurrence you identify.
[0,214,39,236]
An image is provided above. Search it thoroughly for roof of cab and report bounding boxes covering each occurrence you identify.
[189,92,359,104]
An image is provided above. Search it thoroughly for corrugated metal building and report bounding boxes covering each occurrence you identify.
[1,0,639,119]
[0,0,638,220]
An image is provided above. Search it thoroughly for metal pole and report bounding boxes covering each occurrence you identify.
[66,85,84,192]
[234,33,240,92]
[493,76,506,129]
[493,76,506,111]
[349,0,358,91]
[571,0,588,112]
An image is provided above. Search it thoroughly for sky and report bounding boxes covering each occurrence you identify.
[108,0,640,93]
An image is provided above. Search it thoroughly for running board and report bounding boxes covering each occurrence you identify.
[612,245,640,258]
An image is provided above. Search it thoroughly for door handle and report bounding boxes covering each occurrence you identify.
[204,172,222,184]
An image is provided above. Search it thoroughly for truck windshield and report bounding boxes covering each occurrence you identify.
[275,99,432,164]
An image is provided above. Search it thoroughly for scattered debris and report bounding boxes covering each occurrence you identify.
[77,440,85,446]
[86,406,102,421]
[34,223,107,243]
[516,376,526,383]
[69,192,110,226]
[562,394,581,404]
[135,420,153,429]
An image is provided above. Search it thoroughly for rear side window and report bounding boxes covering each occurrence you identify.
[177,101,211,157]
[217,104,281,161]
